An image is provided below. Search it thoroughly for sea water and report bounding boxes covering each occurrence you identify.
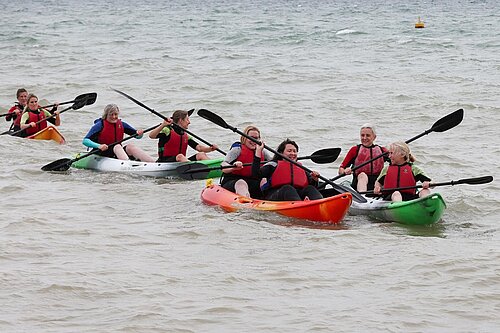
[0,1,499,332]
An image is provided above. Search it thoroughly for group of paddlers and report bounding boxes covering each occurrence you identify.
[3,88,431,203]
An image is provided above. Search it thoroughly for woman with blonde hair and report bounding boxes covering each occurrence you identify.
[82,104,154,162]
[19,93,60,137]
[220,125,272,198]
[373,141,431,201]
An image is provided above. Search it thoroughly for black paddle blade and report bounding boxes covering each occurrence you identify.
[198,109,229,129]
[71,95,89,110]
[176,162,211,180]
[308,148,342,164]
[455,175,493,185]
[76,92,97,106]
[431,109,464,132]
[41,158,72,172]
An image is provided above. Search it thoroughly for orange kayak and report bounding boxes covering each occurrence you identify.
[27,125,65,144]
[201,180,352,224]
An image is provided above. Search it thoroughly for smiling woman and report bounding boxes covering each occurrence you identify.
[219,125,272,198]
[82,103,155,162]
[18,93,60,137]
[257,138,324,202]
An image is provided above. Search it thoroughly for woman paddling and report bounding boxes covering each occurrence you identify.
[338,123,389,192]
[220,125,272,198]
[373,141,431,201]
[255,138,323,201]
[82,104,155,162]
[5,88,28,134]
[149,109,218,162]
[19,93,60,138]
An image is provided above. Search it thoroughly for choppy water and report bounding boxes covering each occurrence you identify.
[1,1,499,332]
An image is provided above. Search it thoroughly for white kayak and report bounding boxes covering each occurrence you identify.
[71,154,224,178]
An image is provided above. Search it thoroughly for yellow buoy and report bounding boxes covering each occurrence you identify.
[415,17,425,28]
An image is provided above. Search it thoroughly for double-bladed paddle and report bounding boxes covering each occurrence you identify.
[41,123,160,172]
[359,176,493,195]
[197,108,367,203]
[38,92,98,110]
[176,147,342,180]
[111,88,227,156]
[318,108,465,190]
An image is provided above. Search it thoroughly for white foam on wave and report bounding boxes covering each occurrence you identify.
[336,28,357,35]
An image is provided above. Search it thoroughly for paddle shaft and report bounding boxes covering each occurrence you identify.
[38,100,74,109]
[112,88,226,155]
[0,101,65,118]
[359,176,493,194]
[38,92,97,109]
[328,109,464,183]
[181,150,340,175]
[0,112,15,118]
[181,162,258,175]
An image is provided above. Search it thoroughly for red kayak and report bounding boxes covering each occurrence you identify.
[201,180,352,224]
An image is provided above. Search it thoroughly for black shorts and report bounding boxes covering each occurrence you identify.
[384,192,419,201]
[157,155,197,163]
[352,174,379,191]
[96,145,134,159]
[98,148,116,158]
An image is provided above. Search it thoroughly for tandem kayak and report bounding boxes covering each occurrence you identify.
[71,154,224,179]
[331,181,447,225]
[26,125,66,144]
[201,180,353,224]
[349,192,446,225]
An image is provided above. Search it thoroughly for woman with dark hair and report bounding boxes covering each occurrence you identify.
[254,138,323,201]
[149,109,218,162]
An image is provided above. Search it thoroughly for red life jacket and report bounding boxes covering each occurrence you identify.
[383,163,416,195]
[231,143,265,177]
[97,119,124,144]
[24,110,47,136]
[8,104,24,127]
[160,127,188,158]
[354,144,385,176]
[270,160,309,189]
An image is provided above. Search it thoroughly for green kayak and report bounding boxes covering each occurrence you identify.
[349,192,447,225]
